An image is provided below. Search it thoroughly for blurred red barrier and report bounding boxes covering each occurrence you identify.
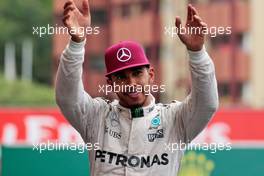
[0,108,264,145]
[0,108,82,145]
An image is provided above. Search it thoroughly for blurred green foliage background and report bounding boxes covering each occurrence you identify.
[0,0,54,106]
[0,74,55,107]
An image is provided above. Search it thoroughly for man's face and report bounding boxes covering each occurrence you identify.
[107,66,154,108]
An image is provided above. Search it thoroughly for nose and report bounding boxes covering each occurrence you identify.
[123,75,137,93]
[126,75,137,86]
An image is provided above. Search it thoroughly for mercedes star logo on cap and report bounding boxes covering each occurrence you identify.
[117,47,131,62]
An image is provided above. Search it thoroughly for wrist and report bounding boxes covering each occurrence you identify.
[186,45,203,52]
[187,45,208,64]
[71,35,86,43]
[67,38,86,54]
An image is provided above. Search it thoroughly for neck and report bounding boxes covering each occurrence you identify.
[142,94,152,107]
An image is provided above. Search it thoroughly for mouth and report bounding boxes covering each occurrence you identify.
[125,92,140,98]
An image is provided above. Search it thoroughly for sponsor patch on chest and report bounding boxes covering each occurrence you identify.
[104,126,122,139]
[147,129,164,142]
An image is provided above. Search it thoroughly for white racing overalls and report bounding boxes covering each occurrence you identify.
[55,39,219,176]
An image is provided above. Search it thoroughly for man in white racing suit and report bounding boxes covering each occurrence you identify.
[55,0,219,176]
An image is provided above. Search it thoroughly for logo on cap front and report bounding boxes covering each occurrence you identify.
[117,48,131,62]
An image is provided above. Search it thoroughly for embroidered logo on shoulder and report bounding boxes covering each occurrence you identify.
[109,110,120,127]
[105,110,122,140]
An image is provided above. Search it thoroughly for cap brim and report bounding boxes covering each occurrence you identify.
[105,63,150,77]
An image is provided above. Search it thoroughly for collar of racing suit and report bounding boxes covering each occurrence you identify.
[116,94,156,118]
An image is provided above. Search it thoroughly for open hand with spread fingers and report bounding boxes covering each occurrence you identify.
[175,4,207,51]
[62,0,91,42]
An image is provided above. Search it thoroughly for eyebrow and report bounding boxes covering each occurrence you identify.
[112,72,125,78]
[131,67,144,72]
[112,67,147,78]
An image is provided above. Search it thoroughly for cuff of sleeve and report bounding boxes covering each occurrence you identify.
[187,45,208,64]
[67,39,86,54]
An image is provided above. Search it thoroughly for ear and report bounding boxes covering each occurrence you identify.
[148,66,155,84]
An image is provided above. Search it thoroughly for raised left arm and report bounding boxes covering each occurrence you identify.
[173,4,219,142]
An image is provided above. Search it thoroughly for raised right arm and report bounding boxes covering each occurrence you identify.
[55,0,105,142]
[55,39,101,140]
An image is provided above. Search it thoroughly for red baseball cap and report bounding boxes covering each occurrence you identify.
[104,41,150,76]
